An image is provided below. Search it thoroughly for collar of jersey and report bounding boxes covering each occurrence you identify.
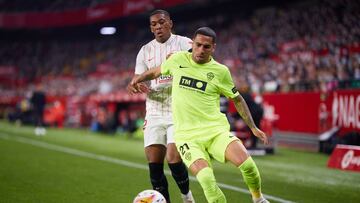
[155,33,175,46]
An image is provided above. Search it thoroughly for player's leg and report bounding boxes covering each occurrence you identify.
[166,143,194,203]
[34,108,46,136]
[190,159,226,203]
[145,145,170,202]
[225,139,269,203]
[165,124,194,202]
[176,140,226,203]
[209,133,268,203]
[38,107,46,135]
[144,119,170,202]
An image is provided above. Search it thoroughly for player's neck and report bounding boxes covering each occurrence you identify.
[192,56,212,64]
[156,34,171,43]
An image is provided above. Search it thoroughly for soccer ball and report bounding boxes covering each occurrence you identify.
[133,189,166,203]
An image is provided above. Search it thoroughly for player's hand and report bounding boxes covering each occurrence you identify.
[136,82,149,93]
[127,79,137,94]
[127,82,149,95]
[251,127,269,145]
[127,77,149,94]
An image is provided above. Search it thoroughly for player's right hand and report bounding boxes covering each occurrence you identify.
[127,77,149,95]
[251,127,269,145]
[137,82,149,93]
[127,77,139,94]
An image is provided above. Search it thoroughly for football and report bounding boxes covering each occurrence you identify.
[133,189,166,203]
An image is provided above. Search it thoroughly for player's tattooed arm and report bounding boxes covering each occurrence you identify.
[231,95,269,144]
[232,95,256,129]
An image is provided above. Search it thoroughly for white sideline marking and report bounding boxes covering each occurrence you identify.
[0,133,294,203]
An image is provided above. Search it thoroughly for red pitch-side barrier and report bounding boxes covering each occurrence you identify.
[1,88,359,135]
[262,92,321,133]
[263,89,360,134]
[328,144,360,172]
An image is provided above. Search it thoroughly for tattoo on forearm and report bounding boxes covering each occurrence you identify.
[234,96,256,129]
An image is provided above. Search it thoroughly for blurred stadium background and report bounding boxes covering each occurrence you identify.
[0,0,360,202]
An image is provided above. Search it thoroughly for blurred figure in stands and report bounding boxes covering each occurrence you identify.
[127,9,194,203]
[31,84,46,136]
[239,85,264,149]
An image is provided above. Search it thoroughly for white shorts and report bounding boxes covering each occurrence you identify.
[143,116,174,147]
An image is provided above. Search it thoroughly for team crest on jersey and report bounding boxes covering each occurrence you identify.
[207,72,214,81]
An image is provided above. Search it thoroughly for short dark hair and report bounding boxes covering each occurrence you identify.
[193,27,217,43]
[150,9,170,18]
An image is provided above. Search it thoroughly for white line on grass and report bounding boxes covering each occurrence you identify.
[0,133,294,203]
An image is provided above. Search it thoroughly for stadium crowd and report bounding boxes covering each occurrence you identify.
[1,0,359,97]
[0,0,113,12]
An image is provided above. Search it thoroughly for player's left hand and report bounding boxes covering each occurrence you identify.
[251,127,269,145]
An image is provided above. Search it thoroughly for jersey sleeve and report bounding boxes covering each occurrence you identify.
[179,36,193,51]
[161,52,181,75]
[134,46,147,74]
[219,67,240,99]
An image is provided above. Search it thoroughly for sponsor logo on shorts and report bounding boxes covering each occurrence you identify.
[185,152,192,161]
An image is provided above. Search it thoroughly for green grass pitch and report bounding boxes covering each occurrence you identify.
[0,121,359,203]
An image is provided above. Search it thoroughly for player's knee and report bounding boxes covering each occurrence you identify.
[234,154,251,167]
[145,145,166,162]
[166,150,182,163]
[166,144,182,163]
[225,141,250,167]
[189,159,209,175]
[147,155,165,163]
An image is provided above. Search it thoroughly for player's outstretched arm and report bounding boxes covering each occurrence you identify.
[133,67,161,85]
[127,67,161,94]
[231,95,269,144]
